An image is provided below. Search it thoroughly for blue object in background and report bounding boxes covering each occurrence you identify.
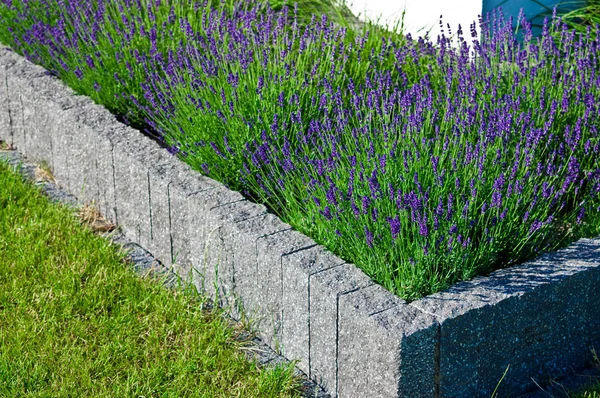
[482,0,586,34]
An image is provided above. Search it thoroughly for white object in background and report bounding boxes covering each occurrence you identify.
[345,0,482,46]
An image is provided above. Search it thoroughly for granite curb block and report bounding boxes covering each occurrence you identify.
[0,149,329,398]
[1,44,599,397]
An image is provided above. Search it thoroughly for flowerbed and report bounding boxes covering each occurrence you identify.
[1,0,599,300]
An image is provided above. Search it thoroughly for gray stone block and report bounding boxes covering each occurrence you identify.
[218,212,289,321]
[207,200,269,314]
[15,65,89,173]
[337,287,437,397]
[65,113,101,204]
[21,97,53,169]
[185,191,235,298]
[212,198,267,224]
[144,152,221,277]
[411,283,510,397]
[109,125,174,246]
[95,134,117,224]
[5,87,24,153]
[0,61,11,144]
[189,215,222,301]
[254,229,316,349]
[49,113,72,189]
[57,101,118,200]
[6,71,87,189]
[146,159,202,267]
[148,172,172,266]
[112,137,152,245]
[478,243,600,397]
[280,246,345,374]
[3,52,52,153]
[167,175,217,281]
[411,237,600,397]
[182,186,247,299]
[308,263,374,395]
[168,189,199,280]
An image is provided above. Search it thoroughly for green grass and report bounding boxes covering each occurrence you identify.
[573,351,600,398]
[579,386,600,398]
[0,158,301,397]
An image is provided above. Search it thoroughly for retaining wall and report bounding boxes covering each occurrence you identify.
[1,44,599,397]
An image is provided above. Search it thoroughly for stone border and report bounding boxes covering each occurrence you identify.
[1,44,599,397]
[0,149,329,398]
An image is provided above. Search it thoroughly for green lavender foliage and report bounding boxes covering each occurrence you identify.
[0,0,599,300]
[557,0,600,38]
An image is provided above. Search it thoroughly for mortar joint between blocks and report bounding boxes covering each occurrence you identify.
[209,198,246,211]
[258,227,293,240]
[434,323,441,398]
[368,305,398,318]
[335,286,362,397]
[306,262,347,386]
[4,70,14,146]
[19,94,24,150]
[167,181,174,264]
[234,211,267,225]
[281,244,319,258]
[147,170,153,241]
[109,139,118,225]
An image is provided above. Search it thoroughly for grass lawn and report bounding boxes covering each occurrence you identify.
[580,387,600,398]
[575,354,600,398]
[0,156,301,397]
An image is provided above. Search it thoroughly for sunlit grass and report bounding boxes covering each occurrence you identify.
[0,158,301,397]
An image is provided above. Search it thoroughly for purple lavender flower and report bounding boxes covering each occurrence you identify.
[351,200,360,218]
[365,226,374,248]
[387,216,401,240]
[326,184,338,206]
[447,193,454,221]
[371,207,378,222]
[210,142,227,159]
[361,195,371,214]
[529,220,543,234]
[491,192,502,208]
[8,0,600,301]
[418,215,429,237]
[368,169,381,198]
[85,55,95,69]
[577,206,586,224]
[321,206,333,220]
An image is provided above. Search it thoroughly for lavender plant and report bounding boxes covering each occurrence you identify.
[1,0,598,300]
[555,0,600,39]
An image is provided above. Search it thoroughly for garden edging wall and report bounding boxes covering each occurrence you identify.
[1,44,598,397]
